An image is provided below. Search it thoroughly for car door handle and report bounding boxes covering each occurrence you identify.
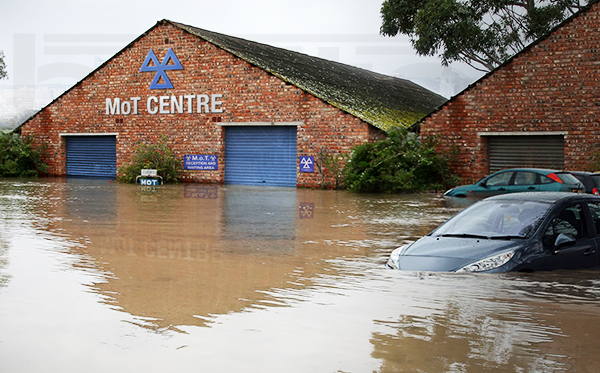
[584,248,596,256]
[527,186,536,190]
[498,188,506,191]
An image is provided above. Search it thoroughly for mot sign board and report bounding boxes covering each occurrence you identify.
[139,178,160,186]
[299,156,314,173]
[184,155,218,170]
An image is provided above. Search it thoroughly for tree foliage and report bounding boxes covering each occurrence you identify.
[380,0,589,71]
[0,133,48,177]
[117,136,181,183]
[0,50,7,80]
[342,127,458,193]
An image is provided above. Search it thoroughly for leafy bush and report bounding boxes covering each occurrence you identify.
[343,127,458,193]
[315,150,350,189]
[0,132,48,177]
[117,136,181,183]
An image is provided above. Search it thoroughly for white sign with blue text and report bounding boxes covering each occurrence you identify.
[139,179,160,186]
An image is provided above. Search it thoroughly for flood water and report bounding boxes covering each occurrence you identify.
[1,178,599,372]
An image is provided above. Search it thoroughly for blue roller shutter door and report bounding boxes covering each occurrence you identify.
[65,135,117,179]
[225,126,297,187]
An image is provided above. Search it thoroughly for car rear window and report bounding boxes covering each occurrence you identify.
[555,172,581,185]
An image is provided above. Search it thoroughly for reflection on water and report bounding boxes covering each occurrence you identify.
[0,178,599,372]
[222,186,297,252]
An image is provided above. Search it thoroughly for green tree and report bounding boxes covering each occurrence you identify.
[0,50,7,80]
[380,0,589,71]
[0,133,48,177]
[343,127,458,193]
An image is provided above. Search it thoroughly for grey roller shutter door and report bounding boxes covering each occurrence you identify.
[65,135,117,179]
[488,135,564,173]
[225,126,297,187]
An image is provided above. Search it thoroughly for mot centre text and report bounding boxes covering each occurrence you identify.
[106,93,224,115]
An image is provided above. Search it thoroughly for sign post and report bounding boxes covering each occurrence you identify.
[136,169,163,186]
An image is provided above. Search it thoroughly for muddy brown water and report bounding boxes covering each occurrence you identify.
[0,178,599,372]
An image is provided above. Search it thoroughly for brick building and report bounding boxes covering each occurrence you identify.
[418,0,600,184]
[19,20,445,188]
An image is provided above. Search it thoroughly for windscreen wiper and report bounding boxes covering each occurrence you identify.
[437,233,491,239]
[488,235,525,240]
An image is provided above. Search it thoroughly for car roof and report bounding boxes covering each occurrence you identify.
[485,192,600,204]
[569,171,600,178]
[494,168,564,174]
[567,171,598,176]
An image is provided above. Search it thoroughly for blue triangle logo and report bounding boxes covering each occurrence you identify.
[139,47,184,89]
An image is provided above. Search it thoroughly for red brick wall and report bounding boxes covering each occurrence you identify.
[420,1,600,184]
[22,23,385,187]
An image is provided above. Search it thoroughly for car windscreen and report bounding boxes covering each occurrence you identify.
[556,172,582,185]
[431,200,551,238]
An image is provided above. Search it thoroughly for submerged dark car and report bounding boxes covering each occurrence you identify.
[387,192,600,273]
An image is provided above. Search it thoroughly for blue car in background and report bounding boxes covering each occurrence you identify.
[444,168,583,198]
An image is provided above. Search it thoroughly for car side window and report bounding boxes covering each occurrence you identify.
[543,204,586,246]
[486,172,512,187]
[514,172,538,185]
[588,202,600,236]
[539,175,553,184]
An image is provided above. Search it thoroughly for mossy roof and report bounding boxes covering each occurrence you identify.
[169,20,447,131]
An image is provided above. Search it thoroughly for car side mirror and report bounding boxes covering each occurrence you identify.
[480,181,487,188]
[554,233,576,248]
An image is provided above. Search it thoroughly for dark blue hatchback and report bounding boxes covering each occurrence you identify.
[387,192,600,272]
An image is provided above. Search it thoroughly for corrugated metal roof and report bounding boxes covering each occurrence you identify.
[169,20,447,131]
